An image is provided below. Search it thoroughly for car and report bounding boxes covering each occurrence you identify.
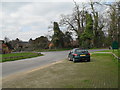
[68,48,90,62]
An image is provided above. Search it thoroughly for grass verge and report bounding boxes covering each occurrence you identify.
[35,48,72,52]
[2,53,118,88]
[1,52,43,62]
[95,49,120,57]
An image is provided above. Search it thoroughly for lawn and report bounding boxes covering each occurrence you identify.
[2,53,118,88]
[35,48,72,52]
[1,52,43,62]
[36,48,107,52]
[95,49,120,57]
[0,54,1,62]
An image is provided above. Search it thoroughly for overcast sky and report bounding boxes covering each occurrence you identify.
[1,0,117,41]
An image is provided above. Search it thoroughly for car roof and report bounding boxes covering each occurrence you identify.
[73,48,88,51]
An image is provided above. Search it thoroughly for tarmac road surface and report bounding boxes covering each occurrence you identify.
[2,49,108,77]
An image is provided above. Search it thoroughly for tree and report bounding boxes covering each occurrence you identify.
[29,38,33,44]
[60,2,86,47]
[89,1,107,48]
[106,2,120,46]
[117,2,120,47]
[80,12,94,48]
[4,37,10,43]
[33,36,49,49]
[51,22,65,48]
[4,37,13,50]
[48,1,118,48]
[109,5,117,42]
[64,31,73,48]
[90,2,100,47]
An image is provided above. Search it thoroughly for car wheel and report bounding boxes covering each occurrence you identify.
[68,57,71,61]
[87,58,90,62]
[73,58,76,63]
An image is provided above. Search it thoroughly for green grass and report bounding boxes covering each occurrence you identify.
[1,52,43,62]
[95,49,120,57]
[3,52,37,58]
[0,54,2,62]
[95,49,113,52]
[36,48,108,52]
[35,48,72,52]
[89,48,107,50]
[3,53,118,88]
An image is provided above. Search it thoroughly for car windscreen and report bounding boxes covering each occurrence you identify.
[75,49,88,53]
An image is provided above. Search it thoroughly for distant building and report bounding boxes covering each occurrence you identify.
[10,39,30,51]
[0,40,12,54]
[48,43,54,49]
[0,40,2,54]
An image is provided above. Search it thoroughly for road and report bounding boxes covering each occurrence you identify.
[2,49,108,77]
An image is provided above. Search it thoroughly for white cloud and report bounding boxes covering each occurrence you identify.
[1,1,115,41]
[1,2,74,41]
[1,0,118,2]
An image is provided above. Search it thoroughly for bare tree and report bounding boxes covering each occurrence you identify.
[4,37,10,43]
[105,1,120,46]
[59,2,87,47]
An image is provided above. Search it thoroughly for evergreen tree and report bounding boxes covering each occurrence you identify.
[80,12,94,48]
[52,22,65,48]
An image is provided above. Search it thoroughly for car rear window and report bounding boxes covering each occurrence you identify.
[75,49,88,53]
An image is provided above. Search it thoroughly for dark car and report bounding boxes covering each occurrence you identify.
[68,48,90,62]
